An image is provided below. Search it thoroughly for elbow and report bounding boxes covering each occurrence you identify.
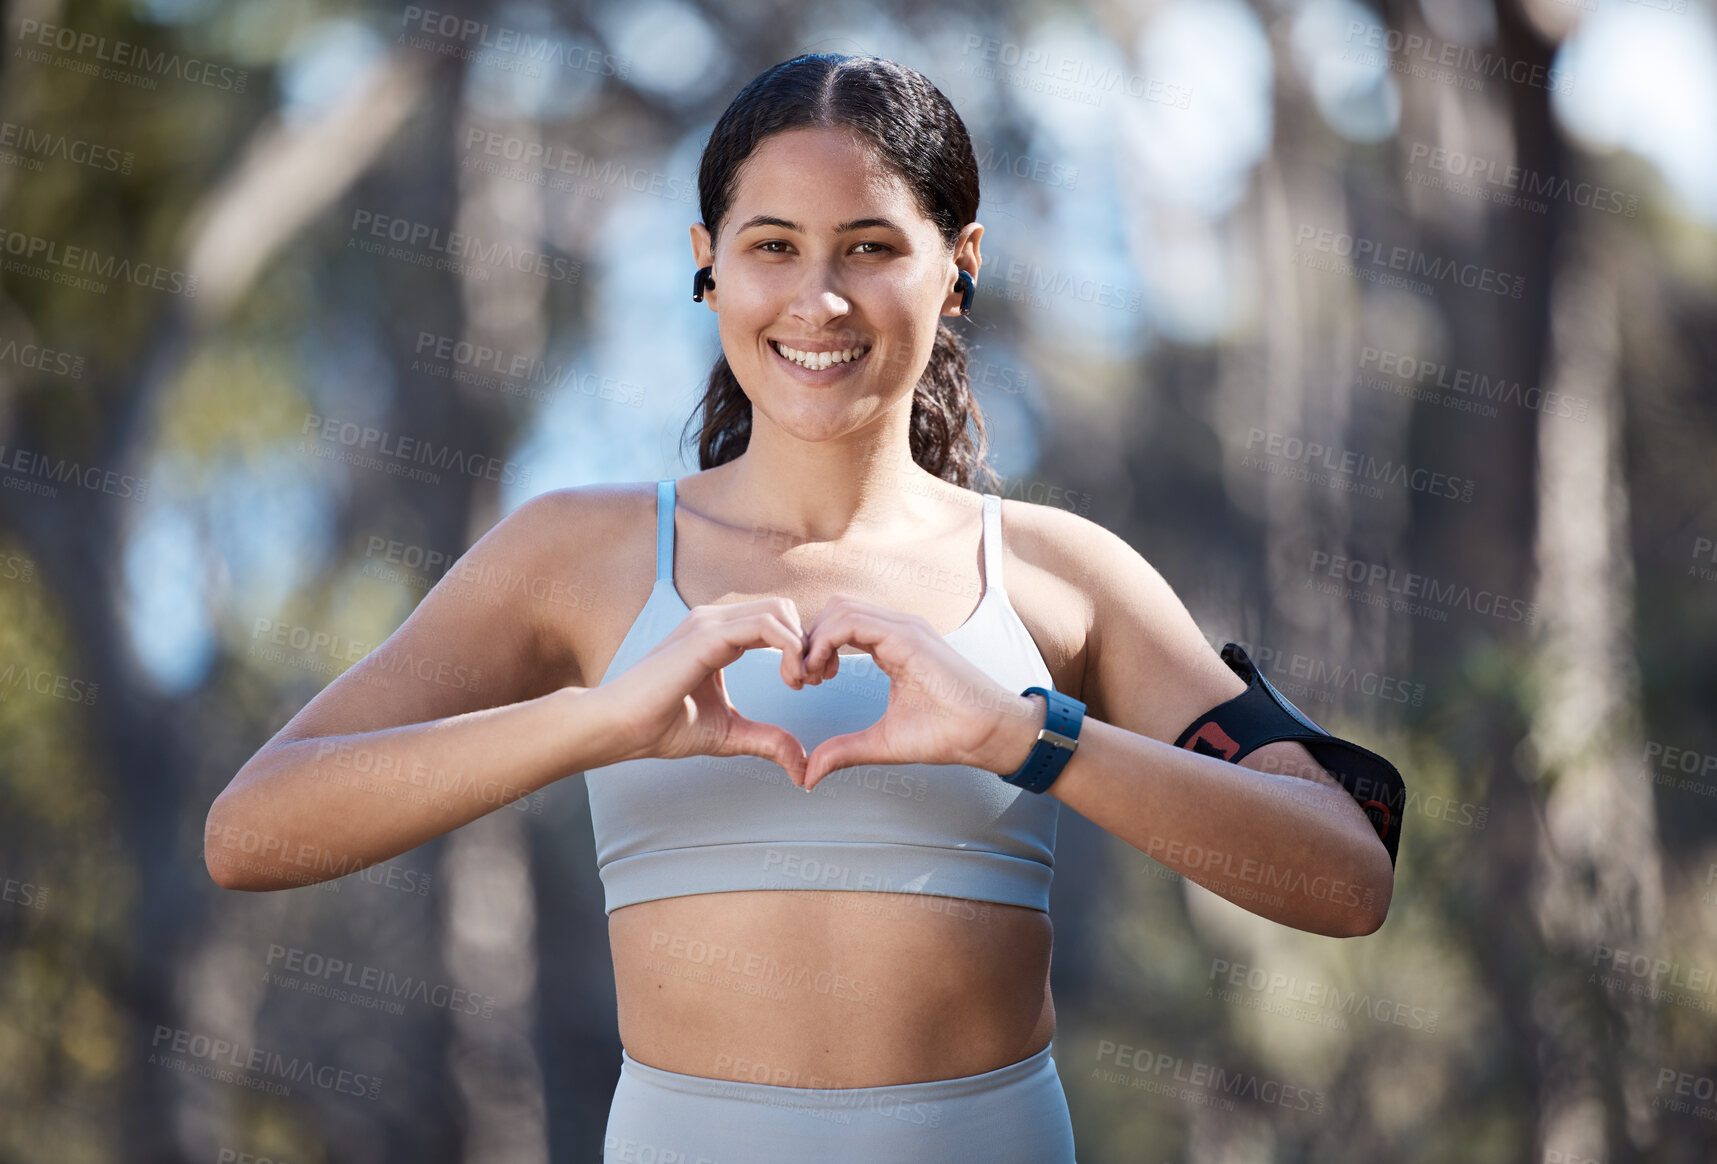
[1344,888,1390,937]
[1337,850,1394,938]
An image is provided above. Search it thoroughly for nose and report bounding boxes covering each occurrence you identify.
[787,260,851,328]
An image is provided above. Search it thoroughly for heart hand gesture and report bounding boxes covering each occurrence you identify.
[599,598,816,785]
[797,594,1042,790]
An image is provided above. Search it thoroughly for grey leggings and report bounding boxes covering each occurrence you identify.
[603,1042,1078,1163]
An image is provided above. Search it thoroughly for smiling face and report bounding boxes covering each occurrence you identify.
[690,126,981,445]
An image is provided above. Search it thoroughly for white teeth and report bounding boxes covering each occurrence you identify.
[772,341,869,369]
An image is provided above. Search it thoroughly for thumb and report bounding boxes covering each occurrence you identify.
[722,712,809,786]
[804,725,889,792]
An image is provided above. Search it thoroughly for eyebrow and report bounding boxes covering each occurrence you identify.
[733,214,907,235]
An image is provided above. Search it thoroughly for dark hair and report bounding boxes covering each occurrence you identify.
[682,53,1000,492]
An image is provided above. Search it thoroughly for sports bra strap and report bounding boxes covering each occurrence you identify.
[981,493,1004,592]
[655,478,675,582]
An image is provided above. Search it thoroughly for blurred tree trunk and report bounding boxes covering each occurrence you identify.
[1527,229,1666,1161]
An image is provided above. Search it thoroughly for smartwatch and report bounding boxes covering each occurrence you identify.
[997,686,1086,794]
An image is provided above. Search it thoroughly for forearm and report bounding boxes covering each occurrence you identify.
[991,701,1391,936]
[206,684,631,892]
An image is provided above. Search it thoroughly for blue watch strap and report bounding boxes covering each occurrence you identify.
[998,686,1086,794]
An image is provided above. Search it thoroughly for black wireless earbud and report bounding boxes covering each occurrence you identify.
[954,269,975,315]
[692,265,715,302]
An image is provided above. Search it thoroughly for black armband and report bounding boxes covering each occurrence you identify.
[1173,642,1406,866]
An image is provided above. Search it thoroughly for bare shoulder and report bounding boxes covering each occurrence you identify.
[989,496,1109,702]
[993,496,1238,730]
[250,481,653,758]
[499,480,663,689]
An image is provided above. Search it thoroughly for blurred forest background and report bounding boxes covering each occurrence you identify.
[2,0,1715,1160]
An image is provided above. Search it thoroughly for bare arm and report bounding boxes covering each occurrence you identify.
[205,489,632,891]
[994,509,1394,937]
[205,683,634,891]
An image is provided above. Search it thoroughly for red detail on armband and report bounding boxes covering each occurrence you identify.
[1184,721,1242,761]
[1361,800,1391,840]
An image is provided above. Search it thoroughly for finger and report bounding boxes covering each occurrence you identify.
[805,604,902,677]
[803,598,858,677]
[685,606,809,682]
[724,712,809,786]
[804,724,888,791]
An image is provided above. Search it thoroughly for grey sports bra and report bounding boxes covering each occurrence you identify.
[580,478,1060,916]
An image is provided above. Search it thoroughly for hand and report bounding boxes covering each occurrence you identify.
[797,593,1046,790]
[598,598,814,785]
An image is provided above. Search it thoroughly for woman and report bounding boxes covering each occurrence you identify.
[209,53,1400,1162]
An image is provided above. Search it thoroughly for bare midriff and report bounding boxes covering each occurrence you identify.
[608,889,1056,1088]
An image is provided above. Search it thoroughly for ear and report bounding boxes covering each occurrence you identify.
[941,221,984,318]
[690,222,717,310]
